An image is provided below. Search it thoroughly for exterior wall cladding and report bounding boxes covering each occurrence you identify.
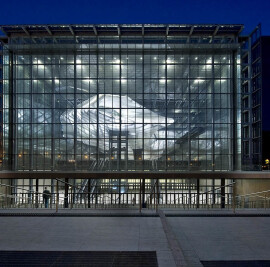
[0,24,262,172]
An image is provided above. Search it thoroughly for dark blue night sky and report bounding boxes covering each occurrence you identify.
[1,0,270,130]
[0,0,269,35]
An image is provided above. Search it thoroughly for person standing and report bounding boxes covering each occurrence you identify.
[132,197,136,206]
[43,187,51,208]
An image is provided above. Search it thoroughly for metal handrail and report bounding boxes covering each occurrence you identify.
[1,179,270,210]
[187,182,235,204]
[236,189,270,198]
[0,182,66,200]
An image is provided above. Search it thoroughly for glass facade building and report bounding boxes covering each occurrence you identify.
[0,24,265,209]
[0,24,246,173]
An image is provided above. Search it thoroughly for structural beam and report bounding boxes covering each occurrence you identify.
[69,25,75,36]
[213,26,220,36]
[0,171,270,179]
[93,26,97,36]
[21,26,30,36]
[189,25,194,36]
[0,24,244,38]
[166,25,169,36]
[45,26,52,35]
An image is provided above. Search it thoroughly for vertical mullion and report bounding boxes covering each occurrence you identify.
[8,51,14,170]
[74,51,77,170]
[211,55,215,170]
[165,38,168,171]
[188,53,191,170]
[51,54,55,171]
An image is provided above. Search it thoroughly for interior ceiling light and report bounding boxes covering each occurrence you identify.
[83,79,93,83]
[194,79,205,83]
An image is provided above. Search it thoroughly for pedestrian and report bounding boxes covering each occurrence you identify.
[43,187,51,208]
[132,197,136,206]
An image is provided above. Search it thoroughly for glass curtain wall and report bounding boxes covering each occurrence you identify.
[2,41,238,172]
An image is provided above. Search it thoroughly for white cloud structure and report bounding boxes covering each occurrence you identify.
[61,94,175,159]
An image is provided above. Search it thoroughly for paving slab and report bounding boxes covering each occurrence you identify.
[1,208,270,266]
[168,217,270,262]
[0,216,175,267]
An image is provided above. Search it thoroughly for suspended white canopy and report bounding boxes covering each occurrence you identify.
[61,94,175,159]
